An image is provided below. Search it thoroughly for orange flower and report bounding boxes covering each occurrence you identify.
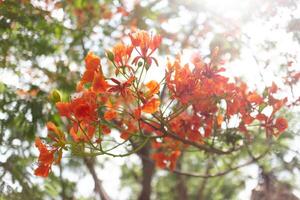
[129,30,161,66]
[261,115,288,137]
[46,122,65,142]
[142,98,160,114]
[169,150,181,170]
[247,92,263,105]
[129,30,161,52]
[34,163,51,177]
[85,51,101,71]
[70,122,96,142]
[101,125,111,135]
[166,59,199,104]
[55,91,99,143]
[133,107,141,119]
[73,91,98,122]
[57,91,98,123]
[275,117,288,133]
[35,137,54,165]
[35,121,67,177]
[112,43,133,69]
[81,70,96,84]
[34,137,55,177]
[80,52,104,85]
[120,120,137,140]
[120,131,130,140]
[56,102,71,118]
[145,80,160,97]
[36,30,291,178]
[103,99,119,121]
[152,152,167,168]
[92,72,109,94]
[74,104,91,120]
[109,77,135,97]
[269,82,278,94]
[217,113,223,126]
[104,110,117,120]
[152,150,181,170]
[47,122,62,137]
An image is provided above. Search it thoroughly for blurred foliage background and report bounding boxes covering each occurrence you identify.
[0,0,300,199]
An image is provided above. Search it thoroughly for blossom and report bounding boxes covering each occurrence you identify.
[46,122,65,142]
[35,29,291,179]
[56,102,71,118]
[129,30,161,66]
[80,52,103,86]
[274,117,288,133]
[145,80,160,97]
[108,76,135,97]
[92,72,109,94]
[57,91,98,122]
[152,150,181,170]
[120,120,137,140]
[142,98,160,114]
[166,59,199,104]
[112,42,133,69]
[55,91,99,142]
[85,51,101,71]
[35,122,66,177]
[70,122,96,142]
[104,110,117,120]
[34,137,55,177]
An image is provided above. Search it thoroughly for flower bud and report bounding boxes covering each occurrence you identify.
[50,89,62,103]
[106,51,114,61]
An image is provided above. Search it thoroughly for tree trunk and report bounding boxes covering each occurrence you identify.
[84,158,111,200]
[137,142,155,200]
[175,157,188,199]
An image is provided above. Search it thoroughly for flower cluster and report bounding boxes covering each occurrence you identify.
[34,30,289,177]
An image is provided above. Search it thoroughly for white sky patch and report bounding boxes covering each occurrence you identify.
[0,69,20,88]
[51,8,64,22]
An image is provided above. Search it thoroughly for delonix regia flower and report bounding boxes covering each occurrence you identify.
[35,30,288,177]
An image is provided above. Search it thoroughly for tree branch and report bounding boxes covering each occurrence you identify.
[141,118,241,155]
[83,158,111,200]
[171,149,270,178]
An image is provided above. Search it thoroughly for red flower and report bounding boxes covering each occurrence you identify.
[80,52,103,85]
[129,30,161,66]
[152,152,167,168]
[35,122,66,177]
[72,91,98,122]
[166,59,199,104]
[46,122,65,142]
[56,102,71,118]
[275,117,288,133]
[145,80,160,97]
[104,110,117,120]
[34,163,52,177]
[120,120,137,140]
[247,92,263,105]
[112,43,133,70]
[85,51,101,71]
[142,98,160,114]
[92,72,109,94]
[34,137,55,177]
[109,77,135,97]
[55,91,99,142]
[152,151,181,170]
[70,122,96,142]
